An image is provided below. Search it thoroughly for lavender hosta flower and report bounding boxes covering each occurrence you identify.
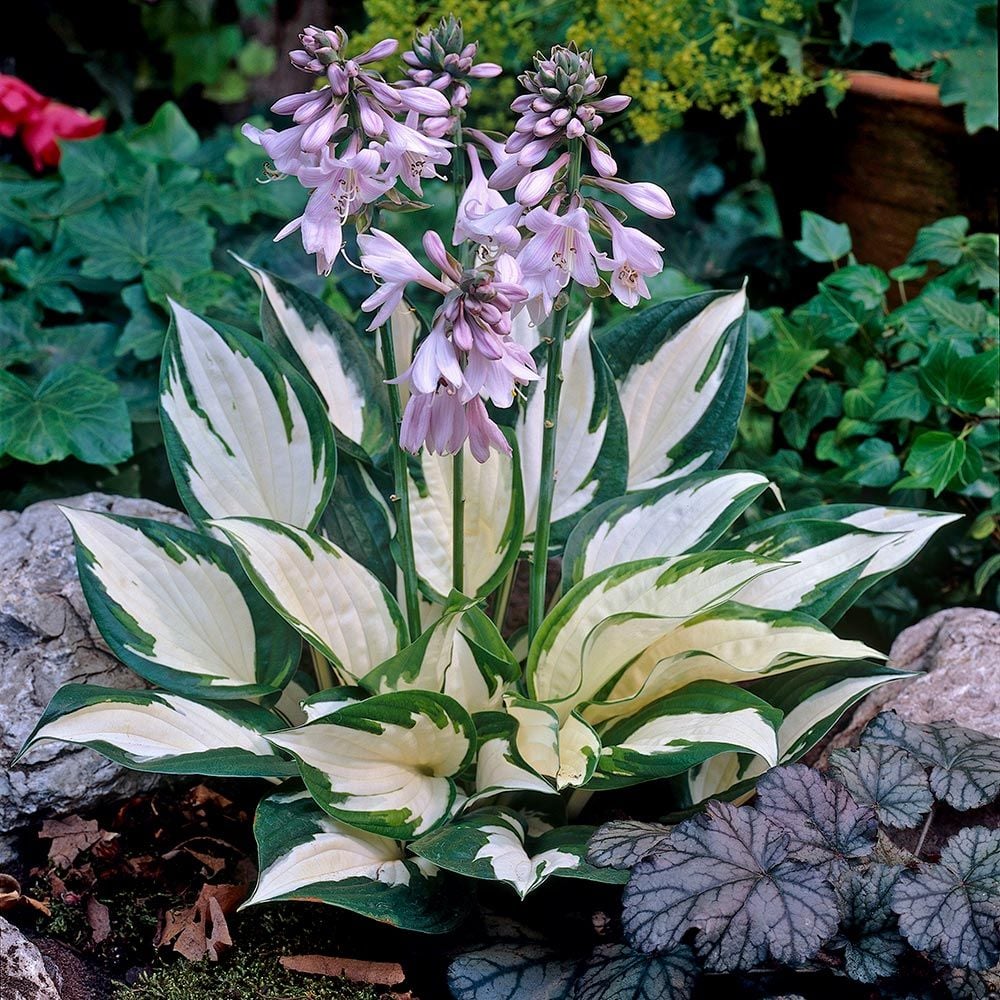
[593,203,664,307]
[357,229,449,330]
[453,146,509,245]
[381,113,453,195]
[400,387,511,462]
[518,202,603,322]
[401,15,501,116]
[275,141,393,275]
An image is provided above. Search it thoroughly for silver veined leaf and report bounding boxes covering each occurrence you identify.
[891,826,1000,971]
[597,287,748,490]
[240,258,393,461]
[363,600,518,715]
[516,308,627,548]
[622,800,840,969]
[527,551,782,720]
[562,470,773,588]
[410,809,625,899]
[161,301,335,530]
[586,821,674,871]
[211,516,406,685]
[828,744,934,829]
[245,788,466,933]
[63,507,300,699]
[573,943,699,1000]
[267,690,475,839]
[594,681,781,788]
[17,684,295,778]
[409,436,524,601]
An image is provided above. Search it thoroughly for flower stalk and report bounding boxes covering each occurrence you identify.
[528,137,583,643]
[380,322,423,642]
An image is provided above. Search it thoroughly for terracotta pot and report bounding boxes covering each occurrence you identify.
[761,70,999,272]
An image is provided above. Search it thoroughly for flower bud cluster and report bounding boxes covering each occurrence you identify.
[401,16,501,113]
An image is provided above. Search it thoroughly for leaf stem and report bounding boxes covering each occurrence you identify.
[492,561,517,631]
[528,139,583,645]
[914,804,936,859]
[379,323,422,642]
[309,646,335,691]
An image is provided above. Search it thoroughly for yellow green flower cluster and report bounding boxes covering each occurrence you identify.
[356,0,844,142]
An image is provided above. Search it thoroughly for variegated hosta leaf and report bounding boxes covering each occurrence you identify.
[299,686,368,721]
[465,712,558,808]
[409,437,523,601]
[63,508,300,699]
[241,259,393,462]
[686,663,912,804]
[246,788,465,933]
[731,505,960,621]
[527,551,782,720]
[19,684,295,777]
[594,681,781,788]
[516,308,627,547]
[596,287,748,490]
[562,471,773,589]
[500,696,601,793]
[363,600,518,715]
[212,516,406,685]
[317,459,396,590]
[161,301,335,530]
[267,691,475,839]
[583,602,881,728]
[410,810,627,899]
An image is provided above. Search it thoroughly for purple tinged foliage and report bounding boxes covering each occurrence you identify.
[756,762,877,868]
[621,800,840,971]
[863,711,1000,812]
[827,743,934,829]
[892,826,1000,971]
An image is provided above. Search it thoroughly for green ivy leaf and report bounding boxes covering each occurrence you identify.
[897,430,968,495]
[918,342,999,411]
[848,0,979,66]
[843,359,886,419]
[822,265,890,310]
[755,344,829,412]
[872,372,932,422]
[939,35,999,134]
[0,366,132,465]
[795,211,852,263]
[116,284,166,361]
[845,439,901,487]
[126,102,200,162]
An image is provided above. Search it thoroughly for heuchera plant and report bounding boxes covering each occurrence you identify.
[19,20,958,933]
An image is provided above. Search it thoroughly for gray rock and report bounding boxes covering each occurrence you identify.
[827,607,1000,753]
[0,493,191,867]
[1,916,63,1000]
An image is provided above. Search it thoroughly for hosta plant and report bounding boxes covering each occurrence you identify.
[18,20,957,934]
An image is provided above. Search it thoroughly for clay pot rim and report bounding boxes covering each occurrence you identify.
[845,70,942,107]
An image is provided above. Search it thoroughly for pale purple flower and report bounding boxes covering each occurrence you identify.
[518,203,602,322]
[584,135,617,178]
[587,177,676,219]
[358,228,449,329]
[381,113,453,195]
[453,146,508,245]
[241,121,317,176]
[593,203,664,307]
[399,387,511,462]
[515,152,569,207]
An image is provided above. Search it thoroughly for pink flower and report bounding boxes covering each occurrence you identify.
[358,229,450,329]
[587,177,676,219]
[399,388,511,462]
[241,122,317,176]
[593,203,664,307]
[1,74,104,171]
[514,152,569,207]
